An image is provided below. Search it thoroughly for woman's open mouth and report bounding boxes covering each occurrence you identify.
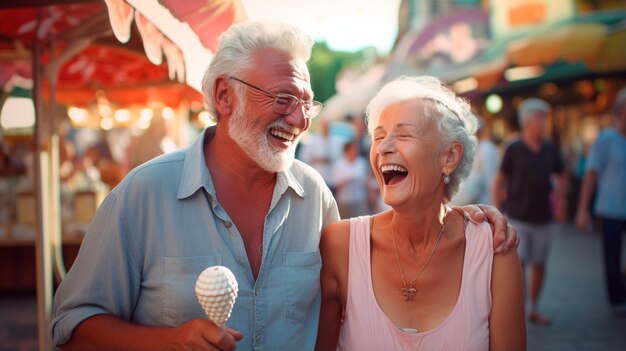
[381,164,408,185]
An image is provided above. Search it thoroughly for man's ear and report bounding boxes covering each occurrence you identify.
[442,142,463,175]
[213,76,233,116]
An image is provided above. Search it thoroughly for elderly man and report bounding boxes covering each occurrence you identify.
[493,98,567,326]
[51,20,517,350]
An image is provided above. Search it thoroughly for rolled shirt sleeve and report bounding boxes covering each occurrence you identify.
[50,190,142,345]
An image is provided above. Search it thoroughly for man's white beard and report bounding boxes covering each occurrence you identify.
[227,97,297,173]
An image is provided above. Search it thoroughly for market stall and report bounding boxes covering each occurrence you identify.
[0,1,246,348]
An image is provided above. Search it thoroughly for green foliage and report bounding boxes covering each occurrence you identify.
[308,42,377,103]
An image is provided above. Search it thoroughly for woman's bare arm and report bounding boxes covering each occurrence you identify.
[315,220,350,351]
[489,247,526,350]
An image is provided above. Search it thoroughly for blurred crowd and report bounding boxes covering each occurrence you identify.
[1,85,624,320]
[297,113,389,219]
[0,95,620,230]
[0,112,196,227]
[297,93,620,229]
[298,110,554,220]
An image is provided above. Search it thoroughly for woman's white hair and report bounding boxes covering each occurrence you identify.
[201,20,314,122]
[366,76,479,201]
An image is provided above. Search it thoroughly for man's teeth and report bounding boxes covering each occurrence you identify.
[270,129,295,141]
[380,164,408,173]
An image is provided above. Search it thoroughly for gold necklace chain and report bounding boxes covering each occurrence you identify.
[391,218,445,302]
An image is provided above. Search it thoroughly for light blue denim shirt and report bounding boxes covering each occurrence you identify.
[50,127,340,350]
[586,128,626,219]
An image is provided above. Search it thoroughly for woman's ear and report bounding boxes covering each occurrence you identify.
[213,76,233,116]
[442,142,463,175]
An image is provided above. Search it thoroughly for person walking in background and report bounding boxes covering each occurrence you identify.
[493,98,567,326]
[299,119,340,194]
[575,87,626,317]
[124,112,176,172]
[316,76,525,351]
[333,139,369,218]
[450,117,499,206]
[346,112,371,158]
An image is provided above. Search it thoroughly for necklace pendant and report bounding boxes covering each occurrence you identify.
[401,286,417,302]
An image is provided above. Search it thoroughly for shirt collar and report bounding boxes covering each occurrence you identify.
[178,127,214,199]
[277,165,305,198]
[178,127,305,200]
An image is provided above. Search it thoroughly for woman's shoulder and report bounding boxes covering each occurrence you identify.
[321,219,351,251]
[321,216,374,255]
[323,218,351,233]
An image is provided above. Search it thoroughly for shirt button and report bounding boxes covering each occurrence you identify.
[255,289,263,296]
[224,221,232,228]
[255,335,262,343]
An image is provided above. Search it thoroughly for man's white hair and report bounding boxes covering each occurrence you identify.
[517,98,550,127]
[201,20,314,122]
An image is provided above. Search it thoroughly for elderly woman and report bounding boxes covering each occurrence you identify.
[315,76,525,351]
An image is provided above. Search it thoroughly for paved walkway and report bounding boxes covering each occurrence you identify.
[0,223,624,350]
[526,223,626,351]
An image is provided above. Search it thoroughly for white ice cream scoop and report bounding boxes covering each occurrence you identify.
[195,265,238,326]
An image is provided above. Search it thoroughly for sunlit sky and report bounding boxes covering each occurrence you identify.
[242,0,401,54]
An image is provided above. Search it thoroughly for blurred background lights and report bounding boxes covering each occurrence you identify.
[113,108,130,123]
[197,111,214,127]
[140,107,154,120]
[190,100,204,112]
[161,106,175,120]
[136,117,151,130]
[100,117,114,130]
[98,103,112,118]
[452,77,477,94]
[541,82,558,96]
[504,65,544,81]
[485,94,503,113]
[0,96,35,129]
[67,106,88,125]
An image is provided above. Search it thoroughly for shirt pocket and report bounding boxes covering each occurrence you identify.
[162,255,221,325]
[284,251,322,322]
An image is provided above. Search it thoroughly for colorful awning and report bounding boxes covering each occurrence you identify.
[0,0,247,107]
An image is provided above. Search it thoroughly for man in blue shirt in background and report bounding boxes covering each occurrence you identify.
[576,88,626,317]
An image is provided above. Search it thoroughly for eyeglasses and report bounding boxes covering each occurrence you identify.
[229,76,323,119]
